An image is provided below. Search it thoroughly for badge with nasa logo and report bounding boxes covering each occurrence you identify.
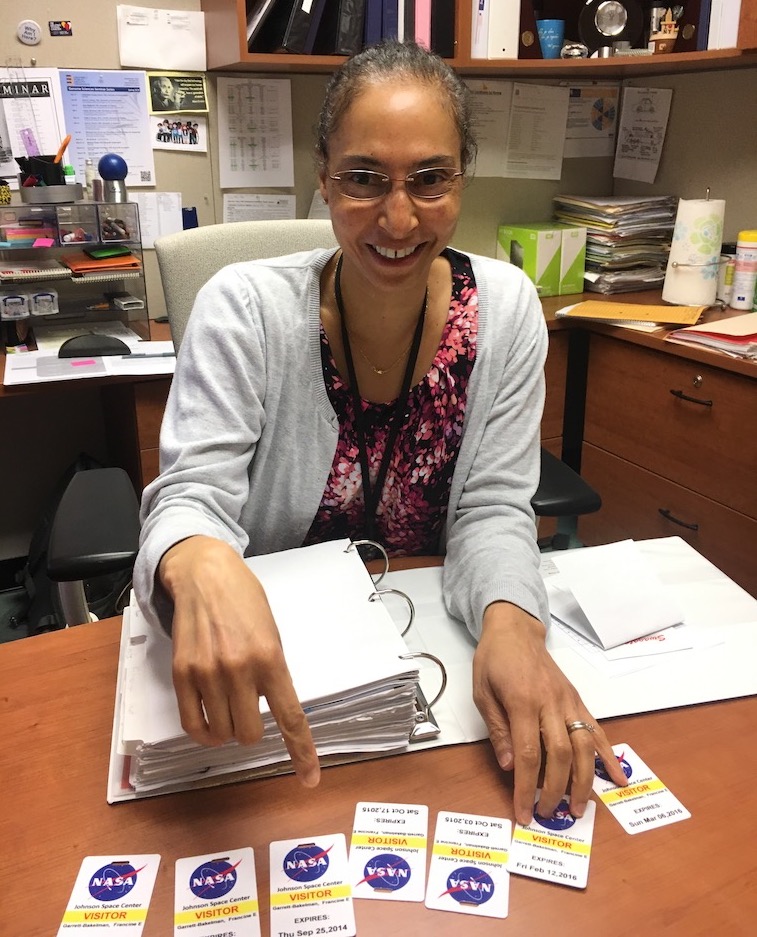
[424,811,511,919]
[509,796,596,888]
[56,854,161,935]
[349,801,429,902]
[269,834,355,937]
[173,847,260,936]
[592,743,691,834]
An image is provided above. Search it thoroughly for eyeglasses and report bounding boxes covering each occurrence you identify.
[328,167,464,201]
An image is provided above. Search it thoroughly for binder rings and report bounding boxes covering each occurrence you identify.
[107,539,439,802]
[313,0,366,55]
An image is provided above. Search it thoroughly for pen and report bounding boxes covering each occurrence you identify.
[122,352,176,359]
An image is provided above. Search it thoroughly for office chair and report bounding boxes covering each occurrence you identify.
[155,219,339,350]
[155,219,600,547]
[47,467,140,626]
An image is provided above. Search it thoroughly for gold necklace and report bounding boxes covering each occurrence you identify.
[345,330,417,375]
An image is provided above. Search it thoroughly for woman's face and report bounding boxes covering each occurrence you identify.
[320,80,463,297]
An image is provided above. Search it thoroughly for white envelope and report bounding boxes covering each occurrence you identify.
[548,540,684,649]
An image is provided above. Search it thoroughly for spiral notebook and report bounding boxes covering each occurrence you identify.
[108,539,425,802]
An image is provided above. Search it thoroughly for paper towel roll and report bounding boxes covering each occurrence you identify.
[662,198,725,305]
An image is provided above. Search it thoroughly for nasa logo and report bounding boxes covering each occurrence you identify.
[441,866,495,906]
[595,752,633,782]
[189,858,240,900]
[88,862,143,902]
[534,799,576,832]
[359,853,411,891]
[283,843,332,883]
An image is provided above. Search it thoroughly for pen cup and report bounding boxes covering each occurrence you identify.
[537,19,565,59]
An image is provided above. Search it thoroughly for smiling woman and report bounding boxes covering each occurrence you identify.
[135,39,629,829]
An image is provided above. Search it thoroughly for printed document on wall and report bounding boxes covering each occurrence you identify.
[564,82,620,158]
[465,79,512,177]
[131,191,183,248]
[58,69,156,187]
[117,4,207,71]
[217,77,294,189]
[613,86,673,184]
[223,193,296,223]
[503,83,569,180]
[0,67,67,186]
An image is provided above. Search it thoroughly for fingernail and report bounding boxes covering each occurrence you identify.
[498,751,513,770]
[299,765,321,788]
[571,802,586,818]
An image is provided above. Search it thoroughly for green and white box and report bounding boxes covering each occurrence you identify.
[557,223,587,295]
[496,223,562,297]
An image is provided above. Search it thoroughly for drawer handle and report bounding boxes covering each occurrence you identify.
[658,508,699,531]
[670,389,713,407]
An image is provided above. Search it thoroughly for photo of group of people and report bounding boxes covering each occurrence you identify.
[150,114,208,152]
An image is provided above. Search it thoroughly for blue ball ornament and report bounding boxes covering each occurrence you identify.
[98,153,128,181]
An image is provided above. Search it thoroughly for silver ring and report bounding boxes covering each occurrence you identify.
[566,720,596,735]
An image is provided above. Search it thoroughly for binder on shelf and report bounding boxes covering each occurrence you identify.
[282,0,329,53]
[249,0,296,52]
[414,0,432,48]
[246,0,280,49]
[107,539,449,803]
[403,0,415,40]
[488,0,520,58]
[470,0,490,58]
[364,0,383,44]
[430,0,455,56]
[382,0,399,39]
[313,0,366,55]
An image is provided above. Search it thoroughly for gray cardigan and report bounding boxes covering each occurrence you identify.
[134,248,549,639]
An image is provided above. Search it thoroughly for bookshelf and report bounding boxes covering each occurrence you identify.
[201,0,757,76]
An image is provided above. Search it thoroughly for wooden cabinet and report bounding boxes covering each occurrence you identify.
[201,0,757,75]
[579,333,757,596]
[102,379,171,491]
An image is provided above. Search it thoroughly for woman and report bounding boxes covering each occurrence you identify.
[135,41,627,824]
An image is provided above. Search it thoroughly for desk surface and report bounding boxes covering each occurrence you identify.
[2,617,756,937]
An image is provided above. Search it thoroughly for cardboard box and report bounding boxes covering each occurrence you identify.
[557,224,587,295]
[496,223,562,297]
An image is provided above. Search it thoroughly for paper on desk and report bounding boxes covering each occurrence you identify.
[3,340,176,385]
[548,540,684,649]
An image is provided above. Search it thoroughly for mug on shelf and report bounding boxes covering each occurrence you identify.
[537,19,566,59]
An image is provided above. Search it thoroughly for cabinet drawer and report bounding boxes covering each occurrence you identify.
[579,444,757,598]
[584,334,757,518]
[140,447,161,488]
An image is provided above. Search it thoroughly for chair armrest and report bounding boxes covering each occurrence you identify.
[47,468,140,582]
[531,448,602,518]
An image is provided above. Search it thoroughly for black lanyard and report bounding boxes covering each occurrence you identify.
[335,255,427,541]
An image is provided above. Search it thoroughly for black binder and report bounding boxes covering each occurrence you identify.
[430,0,455,57]
[251,0,327,54]
[313,0,367,55]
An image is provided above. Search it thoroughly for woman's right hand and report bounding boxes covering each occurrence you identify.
[158,536,321,787]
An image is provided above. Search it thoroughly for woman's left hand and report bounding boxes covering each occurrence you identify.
[472,601,628,825]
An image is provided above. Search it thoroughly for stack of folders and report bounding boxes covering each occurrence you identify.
[553,194,678,294]
[666,312,757,358]
[108,539,421,802]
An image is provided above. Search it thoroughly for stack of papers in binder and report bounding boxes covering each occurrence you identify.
[108,539,420,802]
[554,194,677,293]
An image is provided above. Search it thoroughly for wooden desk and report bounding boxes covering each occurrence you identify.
[2,617,756,937]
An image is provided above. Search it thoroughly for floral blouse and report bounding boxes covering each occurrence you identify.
[303,248,478,556]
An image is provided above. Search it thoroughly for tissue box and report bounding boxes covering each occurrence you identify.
[496,223,562,297]
[558,224,587,296]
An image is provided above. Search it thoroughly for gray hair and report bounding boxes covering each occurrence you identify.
[315,40,477,174]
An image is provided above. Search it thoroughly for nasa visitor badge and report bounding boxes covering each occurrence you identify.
[349,801,429,902]
[509,796,596,889]
[592,743,691,834]
[56,854,161,935]
[269,834,355,937]
[173,847,260,936]
[424,811,511,919]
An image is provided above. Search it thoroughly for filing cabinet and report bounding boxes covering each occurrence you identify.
[579,333,757,596]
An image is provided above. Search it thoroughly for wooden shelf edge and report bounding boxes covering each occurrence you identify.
[206,47,757,77]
